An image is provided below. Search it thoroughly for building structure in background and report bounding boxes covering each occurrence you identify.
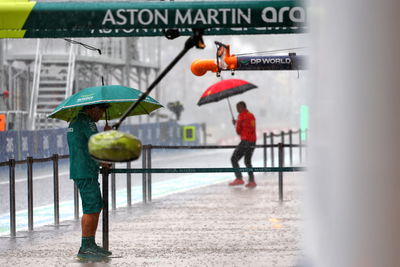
[0,37,161,130]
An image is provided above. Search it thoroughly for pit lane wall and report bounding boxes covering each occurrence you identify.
[0,121,202,162]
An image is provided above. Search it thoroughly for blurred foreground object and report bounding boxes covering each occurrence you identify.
[307,0,400,266]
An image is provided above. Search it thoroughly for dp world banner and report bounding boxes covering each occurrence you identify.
[0,0,307,38]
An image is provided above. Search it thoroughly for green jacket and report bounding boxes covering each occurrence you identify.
[67,111,99,179]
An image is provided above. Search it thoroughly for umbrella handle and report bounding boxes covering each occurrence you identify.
[227,97,235,123]
[112,29,205,130]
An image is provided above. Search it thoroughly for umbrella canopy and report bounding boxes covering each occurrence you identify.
[197,79,257,106]
[48,85,163,122]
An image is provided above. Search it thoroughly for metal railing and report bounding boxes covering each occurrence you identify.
[101,128,307,249]
[0,154,69,237]
[0,128,307,241]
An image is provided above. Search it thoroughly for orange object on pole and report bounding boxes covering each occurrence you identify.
[224,55,238,70]
[0,114,6,131]
[190,59,219,76]
[191,42,238,76]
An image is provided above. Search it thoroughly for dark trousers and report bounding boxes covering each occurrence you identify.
[231,140,256,181]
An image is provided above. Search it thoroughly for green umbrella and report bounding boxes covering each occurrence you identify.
[48,85,163,122]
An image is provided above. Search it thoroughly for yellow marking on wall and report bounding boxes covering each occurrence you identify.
[0,1,35,38]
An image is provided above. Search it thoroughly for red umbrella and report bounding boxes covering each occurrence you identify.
[197,78,257,119]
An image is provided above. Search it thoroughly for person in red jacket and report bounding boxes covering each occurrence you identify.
[229,101,257,188]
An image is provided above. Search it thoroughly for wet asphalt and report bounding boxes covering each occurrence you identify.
[0,172,304,267]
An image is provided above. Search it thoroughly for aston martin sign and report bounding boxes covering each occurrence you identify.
[0,1,307,38]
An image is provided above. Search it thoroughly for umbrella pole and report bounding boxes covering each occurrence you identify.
[112,29,205,130]
[227,97,235,122]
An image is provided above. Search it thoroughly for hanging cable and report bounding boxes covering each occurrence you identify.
[235,46,308,56]
[64,38,102,55]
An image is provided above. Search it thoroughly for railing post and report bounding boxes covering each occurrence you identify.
[280,131,285,166]
[111,163,116,211]
[201,122,207,145]
[147,145,152,202]
[142,145,147,203]
[304,128,308,161]
[127,161,132,206]
[73,183,79,220]
[289,130,293,166]
[270,133,275,167]
[9,159,16,237]
[52,154,60,225]
[299,129,303,163]
[278,143,284,202]
[27,156,34,231]
[102,167,110,250]
[263,132,267,168]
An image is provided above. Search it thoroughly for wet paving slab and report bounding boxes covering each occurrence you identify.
[0,172,304,267]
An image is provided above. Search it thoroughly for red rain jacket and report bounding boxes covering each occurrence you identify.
[236,109,256,142]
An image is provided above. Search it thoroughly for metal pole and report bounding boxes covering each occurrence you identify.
[27,157,33,231]
[112,30,204,130]
[280,131,285,166]
[147,145,152,202]
[52,154,60,225]
[304,128,308,161]
[138,69,142,124]
[0,40,3,91]
[9,159,16,237]
[142,145,147,203]
[127,161,131,206]
[73,183,79,220]
[263,132,267,168]
[145,69,150,124]
[289,130,293,166]
[111,164,116,211]
[102,168,109,250]
[202,123,207,145]
[299,129,303,163]
[278,143,284,202]
[270,134,274,167]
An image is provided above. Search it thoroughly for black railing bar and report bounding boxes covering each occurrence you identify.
[126,161,132,206]
[31,157,56,163]
[0,161,9,167]
[147,145,152,202]
[101,168,109,250]
[110,167,306,174]
[147,144,306,150]
[52,154,60,225]
[111,164,116,211]
[142,144,147,203]
[27,157,34,231]
[148,144,279,149]
[73,183,79,220]
[0,155,70,166]
[9,159,16,237]
[0,142,307,168]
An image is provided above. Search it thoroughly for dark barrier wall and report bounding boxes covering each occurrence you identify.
[0,121,202,162]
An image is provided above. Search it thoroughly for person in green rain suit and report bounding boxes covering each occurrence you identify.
[67,103,112,259]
